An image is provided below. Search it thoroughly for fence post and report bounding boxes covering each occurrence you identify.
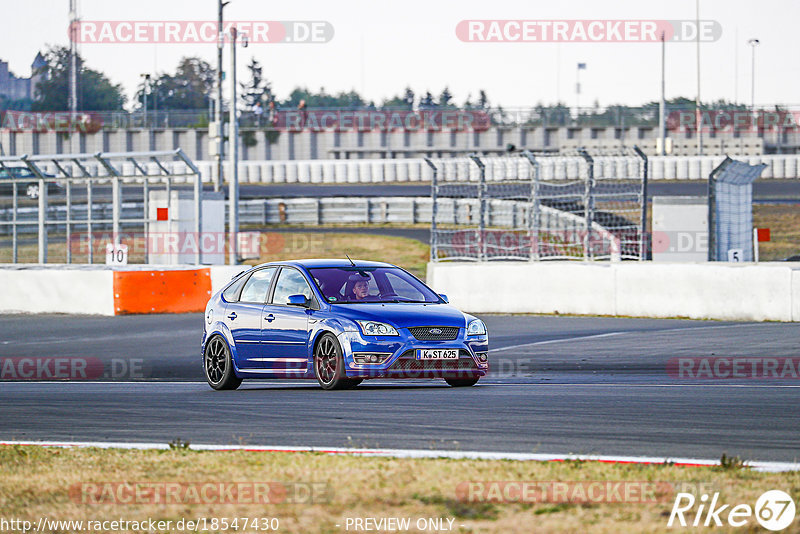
[22,155,48,263]
[94,153,122,248]
[176,148,203,265]
[66,181,72,264]
[424,158,438,262]
[469,154,486,261]
[11,181,17,263]
[522,150,539,260]
[633,145,649,260]
[577,148,594,260]
[87,178,94,264]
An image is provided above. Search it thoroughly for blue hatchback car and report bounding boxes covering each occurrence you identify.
[202,259,489,390]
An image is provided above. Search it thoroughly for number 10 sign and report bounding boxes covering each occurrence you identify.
[105,243,129,265]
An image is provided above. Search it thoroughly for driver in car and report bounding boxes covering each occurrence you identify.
[352,279,369,300]
[344,274,374,301]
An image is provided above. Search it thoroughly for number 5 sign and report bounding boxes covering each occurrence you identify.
[105,243,129,265]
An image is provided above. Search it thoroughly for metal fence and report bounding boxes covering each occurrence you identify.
[0,150,202,264]
[429,150,648,261]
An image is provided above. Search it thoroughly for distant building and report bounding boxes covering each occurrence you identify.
[0,52,46,101]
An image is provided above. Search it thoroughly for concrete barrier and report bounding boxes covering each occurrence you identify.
[0,266,114,315]
[5,262,800,321]
[0,265,251,316]
[426,261,800,322]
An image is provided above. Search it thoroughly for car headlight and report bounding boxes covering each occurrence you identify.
[356,320,399,336]
[467,319,487,336]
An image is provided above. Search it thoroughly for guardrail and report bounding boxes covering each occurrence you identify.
[26,155,800,186]
[0,196,603,231]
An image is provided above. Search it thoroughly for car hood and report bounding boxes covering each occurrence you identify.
[329,303,467,329]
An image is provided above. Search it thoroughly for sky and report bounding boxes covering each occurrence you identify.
[1,0,798,110]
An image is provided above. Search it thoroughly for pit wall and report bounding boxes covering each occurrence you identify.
[426,262,800,322]
[0,265,246,316]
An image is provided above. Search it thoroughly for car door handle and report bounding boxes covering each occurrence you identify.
[265,314,275,323]
[227,312,237,320]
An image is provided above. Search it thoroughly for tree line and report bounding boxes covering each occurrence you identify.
[0,45,752,119]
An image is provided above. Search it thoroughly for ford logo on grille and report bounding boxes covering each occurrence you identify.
[429,328,443,335]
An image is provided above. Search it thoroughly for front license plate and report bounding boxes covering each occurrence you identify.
[416,349,459,360]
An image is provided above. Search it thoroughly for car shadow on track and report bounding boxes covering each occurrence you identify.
[233,382,480,392]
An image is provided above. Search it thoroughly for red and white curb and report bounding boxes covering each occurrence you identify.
[2,440,798,473]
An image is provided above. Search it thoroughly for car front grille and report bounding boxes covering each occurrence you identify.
[387,350,478,375]
[408,326,460,341]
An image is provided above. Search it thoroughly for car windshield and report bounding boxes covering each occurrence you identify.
[308,266,441,304]
[0,168,33,178]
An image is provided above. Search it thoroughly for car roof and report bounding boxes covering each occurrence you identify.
[254,259,396,269]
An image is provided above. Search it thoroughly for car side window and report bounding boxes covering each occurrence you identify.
[272,268,313,305]
[238,268,277,303]
[222,272,249,302]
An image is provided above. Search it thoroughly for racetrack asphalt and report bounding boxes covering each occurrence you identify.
[0,313,798,462]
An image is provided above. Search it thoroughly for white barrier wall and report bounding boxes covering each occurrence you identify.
[0,267,115,315]
[427,261,800,322]
[0,265,249,316]
[4,262,800,321]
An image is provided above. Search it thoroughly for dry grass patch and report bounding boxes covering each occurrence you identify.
[0,446,797,533]
[0,231,430,279]
[753,204,800,260]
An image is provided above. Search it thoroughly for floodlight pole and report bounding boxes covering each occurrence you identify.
[695,0,703,156]
[69,0,78,154]
[659,31,666,156]
[216,0,229,192]
[748,39,760,114]
[228,26,240,265]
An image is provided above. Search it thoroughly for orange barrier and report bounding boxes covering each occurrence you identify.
[113,269,212,315]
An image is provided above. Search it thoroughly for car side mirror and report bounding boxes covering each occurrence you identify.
[287,294,309,307]
[438,294,449,304]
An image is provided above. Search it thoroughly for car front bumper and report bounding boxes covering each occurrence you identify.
[337,328,489,379]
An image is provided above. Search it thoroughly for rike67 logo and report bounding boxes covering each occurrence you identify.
[668,490,796,531]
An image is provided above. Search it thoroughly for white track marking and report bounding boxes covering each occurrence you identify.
[1,380,797,388]
[0,330,183,347]
[491,332,624,352]
[1,440,796,473]
[490,323,755,353]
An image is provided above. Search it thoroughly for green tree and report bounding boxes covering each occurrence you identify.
[136,57,214,111]
[240,57,274,110]
[31,46,126,111]
[419,91,435,109]
[281,87,367,108]
[381,87,414,109]
[437,87,455,108]
[0,96,33,111]
[477,90,489,109]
